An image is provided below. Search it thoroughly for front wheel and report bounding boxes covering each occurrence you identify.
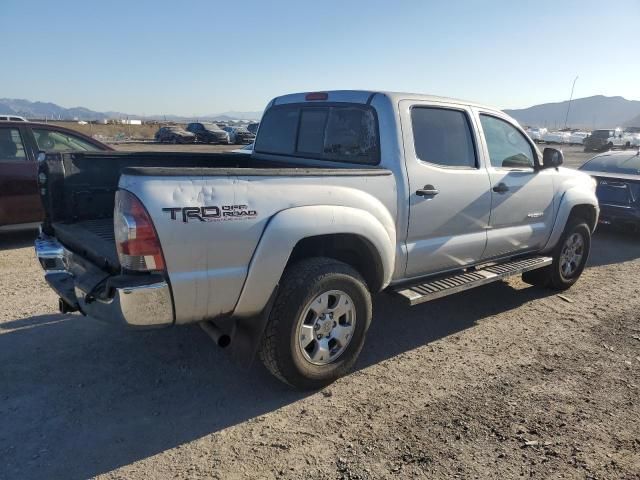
[259,257,372,390]
[522,218,591,290]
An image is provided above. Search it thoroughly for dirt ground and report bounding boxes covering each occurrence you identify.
[49,122,161,142]
[0,141,637,479]
[1,221,639,479]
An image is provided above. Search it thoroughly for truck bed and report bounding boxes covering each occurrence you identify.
[40,151,390,272]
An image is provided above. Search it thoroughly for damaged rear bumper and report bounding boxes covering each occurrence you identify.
[35,234,174,328]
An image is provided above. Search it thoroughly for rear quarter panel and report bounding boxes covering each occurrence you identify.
[119,172,397,324]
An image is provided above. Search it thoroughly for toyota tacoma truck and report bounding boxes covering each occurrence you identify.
[36,90,599,389]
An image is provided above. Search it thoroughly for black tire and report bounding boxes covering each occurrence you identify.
[259,257,372,390]
[522,217,591,290]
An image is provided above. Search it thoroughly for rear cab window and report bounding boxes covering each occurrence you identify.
[254,103,379,164]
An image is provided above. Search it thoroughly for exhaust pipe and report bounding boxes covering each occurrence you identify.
[59,297,78,314]
[200,321,231,348]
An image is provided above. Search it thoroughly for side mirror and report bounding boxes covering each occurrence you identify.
[542,147,563,169]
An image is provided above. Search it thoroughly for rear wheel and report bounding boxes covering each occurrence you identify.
[259,257,372,390]
[522,218,591,290]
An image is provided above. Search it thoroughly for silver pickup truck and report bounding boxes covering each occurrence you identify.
[36,90,599,389]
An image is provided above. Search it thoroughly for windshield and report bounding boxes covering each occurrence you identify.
[204,124,223,131]
[581,154,640,175]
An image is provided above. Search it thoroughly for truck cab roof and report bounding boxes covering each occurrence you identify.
[271,90,497,111]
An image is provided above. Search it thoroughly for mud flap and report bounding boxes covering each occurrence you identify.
[229,287,279,369]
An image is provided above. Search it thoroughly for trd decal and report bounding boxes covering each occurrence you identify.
[163,205,258,223]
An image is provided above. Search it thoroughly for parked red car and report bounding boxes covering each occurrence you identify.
[0,121,113,230]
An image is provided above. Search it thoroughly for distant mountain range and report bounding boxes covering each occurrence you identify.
[3,95,640,128]
[504,95,640,129]
[0,98,262,122]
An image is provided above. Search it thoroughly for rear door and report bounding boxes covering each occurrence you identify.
[400,100,492,277]
[0,126,41,225]
[475,111,555,259]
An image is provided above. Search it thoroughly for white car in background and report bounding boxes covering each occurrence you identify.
[542,130,570,144]
[627,133,640,147]
[525,127,547,142]
[568,131,589,145]
[0,114,27,122]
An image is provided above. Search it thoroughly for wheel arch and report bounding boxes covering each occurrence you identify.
[568,204,598,231]
[232,205,395,318]
[541,186,599,253]
[287,233,385,292]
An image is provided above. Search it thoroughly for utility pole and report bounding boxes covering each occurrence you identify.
[564,75,579,129]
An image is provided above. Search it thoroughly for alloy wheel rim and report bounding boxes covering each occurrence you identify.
[560,232,585,279]
[296,290,356,366]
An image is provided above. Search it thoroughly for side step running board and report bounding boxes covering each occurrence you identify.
[394,256,552,306]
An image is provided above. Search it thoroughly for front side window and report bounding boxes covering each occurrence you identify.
[33,128,100,152]
[0,128,27,161]
[480,115,535,169]
[411,107,477,168]
[255,104,379,164]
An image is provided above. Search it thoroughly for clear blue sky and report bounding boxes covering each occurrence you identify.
[2,0,639,116]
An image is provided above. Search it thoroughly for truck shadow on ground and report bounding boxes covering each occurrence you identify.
[0,232,637,480]
[587,228,639,267]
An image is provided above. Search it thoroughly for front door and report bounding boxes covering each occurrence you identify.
[475,112,555,259]
[400,101,492,278]
[0,126,41,226]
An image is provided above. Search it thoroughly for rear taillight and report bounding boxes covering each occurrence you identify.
[114,190,166,272]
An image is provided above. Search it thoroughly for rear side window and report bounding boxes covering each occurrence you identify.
[255,104,379,164]
[0,128,27,161]
[411,107,477,168]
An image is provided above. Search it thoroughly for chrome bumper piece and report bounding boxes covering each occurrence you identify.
[35,234,66,271]
[74,281,173,328]
[35,234,174,328]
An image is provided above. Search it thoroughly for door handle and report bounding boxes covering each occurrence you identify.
[416,185,439,197]
[492,182,510,194]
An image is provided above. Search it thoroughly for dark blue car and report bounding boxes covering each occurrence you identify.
[579,150,640,230]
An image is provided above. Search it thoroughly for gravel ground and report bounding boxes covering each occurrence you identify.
[0,142,636,479]
[1,225,639,479]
